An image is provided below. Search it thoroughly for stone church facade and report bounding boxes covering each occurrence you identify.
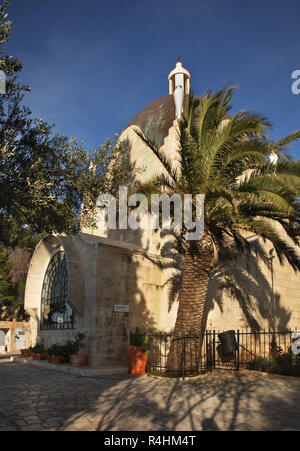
[24,62,300,368]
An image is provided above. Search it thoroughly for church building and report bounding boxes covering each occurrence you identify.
[24,61,300,369]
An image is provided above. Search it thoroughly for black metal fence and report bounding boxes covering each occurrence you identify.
[145,329,298,379]
[146,332,211,378]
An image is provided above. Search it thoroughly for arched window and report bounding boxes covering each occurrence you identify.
[40,251,76,330]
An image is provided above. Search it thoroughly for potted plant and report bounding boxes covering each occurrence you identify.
[69,333,87,367]
[31,343,47,360]
[20,347,32,358]
[47,344,67,364]
[128,328,148,375]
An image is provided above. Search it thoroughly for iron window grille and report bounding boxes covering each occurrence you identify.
[40,251,76,330]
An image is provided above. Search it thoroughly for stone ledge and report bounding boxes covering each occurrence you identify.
[12,357,129,378]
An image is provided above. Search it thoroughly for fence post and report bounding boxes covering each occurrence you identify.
[237,330,240,371]
[213,330,216,370]
[146,335,151,375]
[205,332,209,372]
[182,334,186,380]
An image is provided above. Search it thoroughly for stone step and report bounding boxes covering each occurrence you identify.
[12,357,129,378]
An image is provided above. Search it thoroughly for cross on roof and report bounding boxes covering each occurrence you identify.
[176,55,182,63]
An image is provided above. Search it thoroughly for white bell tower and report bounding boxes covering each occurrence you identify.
[168,57,191,119]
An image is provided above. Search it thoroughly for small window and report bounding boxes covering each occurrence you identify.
[40,251,76,330]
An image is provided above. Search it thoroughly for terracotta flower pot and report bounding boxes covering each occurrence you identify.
[20,349,31,358]
[70,354,86,368]
[48,355,66,364]
[128,346,147,375]
[35,353,48,361]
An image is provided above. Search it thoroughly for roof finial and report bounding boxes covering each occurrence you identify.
[168,59,191,119]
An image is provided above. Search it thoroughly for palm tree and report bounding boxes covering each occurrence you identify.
[135,87,300,335]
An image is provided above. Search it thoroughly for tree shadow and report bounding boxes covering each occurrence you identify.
[204,240,291,333]
[159,232,291,333]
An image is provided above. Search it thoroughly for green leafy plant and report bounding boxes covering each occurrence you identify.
[135,88,300,337]
[247,350,300,376]
[47,344,64,356]
[246,356,270,372]
[69,332,86,355]
[31,342,46,354]
[46,332,86,361]
[130,328,148,351]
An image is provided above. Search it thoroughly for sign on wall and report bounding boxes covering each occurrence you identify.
[114,305,129,313]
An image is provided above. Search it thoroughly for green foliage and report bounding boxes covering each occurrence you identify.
[246,356,270,372]
[0,244,17,306]
[46,332,86,361]
[47,343,71,360]
[247,349,300,377]
[0,245,30,319]
[68,332,86,355]
[0,2,131,247]
[31,342,46,354]
[135,87,300,271]
[130,328,148,351]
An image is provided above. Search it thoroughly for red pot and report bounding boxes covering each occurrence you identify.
[35,353,48,361]
[128,346,147,375]
[20,349,31,358]
[70,354,86,368]
[48,355,66,364]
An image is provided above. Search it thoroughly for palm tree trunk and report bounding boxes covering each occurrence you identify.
[174,234,215,334]
[167,234,215,375]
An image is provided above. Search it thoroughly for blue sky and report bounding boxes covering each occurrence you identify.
[4,0,300,157]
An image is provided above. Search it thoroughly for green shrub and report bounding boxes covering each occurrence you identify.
[247,356,270,372]
[130,328,148,351]
[247,350,300,377]
[47,344,72,361]
[70,332,86,355]
[46,332,86,361]
[31,342,46,354]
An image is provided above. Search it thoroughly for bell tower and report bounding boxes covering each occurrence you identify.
[168,57,191,119]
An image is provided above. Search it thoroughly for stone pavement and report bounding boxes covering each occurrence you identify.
[0,360,300,431]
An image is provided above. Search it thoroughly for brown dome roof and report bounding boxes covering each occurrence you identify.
[125,95,176,149]
[124,94,229,149]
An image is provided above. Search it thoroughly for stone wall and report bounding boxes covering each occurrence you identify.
[206,241,300,332]
[24,230,300,369]
[89,238,177,367]
[0,321,31,352]
[24,233,178,368]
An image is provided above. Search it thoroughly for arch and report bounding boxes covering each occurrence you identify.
[24,235,85,320]
[40,251,76,330]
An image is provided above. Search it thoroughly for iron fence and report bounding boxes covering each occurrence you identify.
[146,332,211,379]
[144,329,298,379]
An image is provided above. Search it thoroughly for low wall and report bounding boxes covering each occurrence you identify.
[0,321,31,353]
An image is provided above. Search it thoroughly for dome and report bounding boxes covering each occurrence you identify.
[124,60,193,148]
[125,95,176,149]
[125,94,200,149]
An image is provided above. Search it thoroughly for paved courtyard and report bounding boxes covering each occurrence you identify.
[0,360,300,431]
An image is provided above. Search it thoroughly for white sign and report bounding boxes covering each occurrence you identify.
[114,305,129,313]
[292,330,300,355]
